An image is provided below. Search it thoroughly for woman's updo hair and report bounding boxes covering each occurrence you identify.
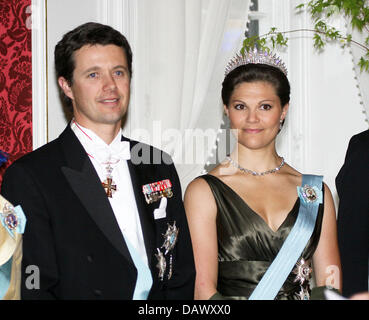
[221,63,290,107]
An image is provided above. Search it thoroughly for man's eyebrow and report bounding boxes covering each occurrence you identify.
[82,65,128,74]
[112,65,128,70]
[83,66,100,74]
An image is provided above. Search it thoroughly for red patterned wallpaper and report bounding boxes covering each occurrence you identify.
[0,0,32,186]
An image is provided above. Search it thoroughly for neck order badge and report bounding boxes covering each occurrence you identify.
[101,160,118,198]
[71,120,130,198]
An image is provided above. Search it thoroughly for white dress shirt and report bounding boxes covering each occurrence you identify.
[70,120,148,267]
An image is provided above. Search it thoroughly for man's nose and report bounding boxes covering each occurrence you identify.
[103,74,117,91]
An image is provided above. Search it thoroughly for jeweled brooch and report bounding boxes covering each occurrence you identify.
[293,258,312,300]
[297,184,322,204]
[161,221,179,255]
[155,248,166,281]
[296,287,310,300]
[1,202,19,237]
[293,258,312,285]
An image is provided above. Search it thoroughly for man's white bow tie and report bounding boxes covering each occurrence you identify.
[90,140,131,164]
[70,120,131,163]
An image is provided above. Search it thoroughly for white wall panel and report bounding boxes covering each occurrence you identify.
[46,0,101,142]
[260,0,368,209]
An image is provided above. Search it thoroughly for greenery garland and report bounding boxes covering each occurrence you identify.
[242,0,369,72]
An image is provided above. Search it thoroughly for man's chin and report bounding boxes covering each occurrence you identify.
[100,111,127,124]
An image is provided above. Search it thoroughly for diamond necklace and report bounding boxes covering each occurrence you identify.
[226,155,285,176]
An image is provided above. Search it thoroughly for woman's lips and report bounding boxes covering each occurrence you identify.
[244,128,263,134]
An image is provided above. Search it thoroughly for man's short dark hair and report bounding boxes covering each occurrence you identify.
[55,22,133,111]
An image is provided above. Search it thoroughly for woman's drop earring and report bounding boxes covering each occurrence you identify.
[279,119,283,130]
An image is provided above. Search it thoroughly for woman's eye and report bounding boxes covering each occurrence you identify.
[260,104,272,110]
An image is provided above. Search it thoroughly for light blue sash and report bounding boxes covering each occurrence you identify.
[0,205,26,300]
[0,258,13,300]
[249,174,323,300]
[124,237,153,300]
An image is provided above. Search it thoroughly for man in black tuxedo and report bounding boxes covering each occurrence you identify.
[1,22,195,299]
[336,129,369,297]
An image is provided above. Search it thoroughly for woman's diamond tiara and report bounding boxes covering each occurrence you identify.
[225,47,288,77]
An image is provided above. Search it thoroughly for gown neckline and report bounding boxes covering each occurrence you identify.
[204,174,299,234]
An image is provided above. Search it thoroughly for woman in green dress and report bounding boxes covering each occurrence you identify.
[0,151,26,300]
[184,50,342,300]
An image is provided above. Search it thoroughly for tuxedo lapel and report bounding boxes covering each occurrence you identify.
[59,126,134,265]
[125,140,156,269]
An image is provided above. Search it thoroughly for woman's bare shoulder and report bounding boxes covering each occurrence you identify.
[184,176,217,216]
[185,176,213,200]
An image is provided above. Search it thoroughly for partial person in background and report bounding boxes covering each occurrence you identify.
[350,292,369,299]
[185,48,342,300]
[336,129,369,297]
[0,150,26,300]
[1,22,195,300]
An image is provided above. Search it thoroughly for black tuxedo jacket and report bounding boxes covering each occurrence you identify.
[1,125,195,299]
[336,129,369,297]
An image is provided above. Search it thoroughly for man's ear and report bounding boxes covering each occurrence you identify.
[58,77,74,100]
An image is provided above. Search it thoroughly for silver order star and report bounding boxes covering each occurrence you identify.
[155,248,166,281]
[293,258,312,285]
[296,287,310,300]
[161,221,179,255]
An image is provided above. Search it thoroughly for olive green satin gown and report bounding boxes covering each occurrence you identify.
[200,174,324,300]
